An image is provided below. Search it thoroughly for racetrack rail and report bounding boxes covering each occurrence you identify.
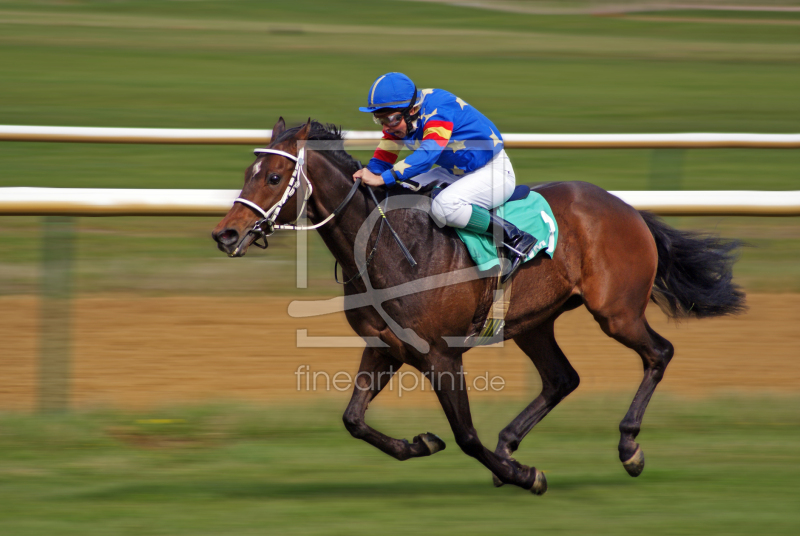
[1,187,799,217]
[2,125,800,149]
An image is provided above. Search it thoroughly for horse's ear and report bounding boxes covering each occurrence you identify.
[271,117,286,141]
[296,118,312,141]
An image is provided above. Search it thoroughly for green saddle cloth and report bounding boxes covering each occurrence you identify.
[455,192,559,272]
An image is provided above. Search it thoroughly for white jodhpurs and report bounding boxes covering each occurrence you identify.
[423,150,516,229]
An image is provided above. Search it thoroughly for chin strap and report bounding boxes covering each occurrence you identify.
[403,87,420,136]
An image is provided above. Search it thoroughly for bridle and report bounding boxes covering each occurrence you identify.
[231,145,361,256]
[230,144,415,280]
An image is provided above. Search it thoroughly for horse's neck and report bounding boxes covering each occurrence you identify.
[306,154,371,272]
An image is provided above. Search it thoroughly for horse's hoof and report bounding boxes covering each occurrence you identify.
[415,432,446,455]
[492,473,504,487]
[622,445,645,477]
[529,468,547,496]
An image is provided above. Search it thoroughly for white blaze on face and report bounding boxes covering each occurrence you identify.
[251,160,262,179]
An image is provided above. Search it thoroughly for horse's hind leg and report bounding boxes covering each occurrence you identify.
[429,353,547,494]
[593,311,674,476]
[492,318,579,485]
[577,196,675,475]
[342,347,445,461]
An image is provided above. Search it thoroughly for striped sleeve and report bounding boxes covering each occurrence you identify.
[379,117,453,184]
[367,132,403,174]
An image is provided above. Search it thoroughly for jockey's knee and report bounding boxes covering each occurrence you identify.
[430,196,472,228]
[429,197,448,228]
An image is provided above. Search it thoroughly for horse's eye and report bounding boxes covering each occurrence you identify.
[267,173,281,185]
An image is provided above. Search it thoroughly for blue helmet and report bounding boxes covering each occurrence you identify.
[359,72,421,113]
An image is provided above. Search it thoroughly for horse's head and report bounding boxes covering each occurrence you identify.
[212,117,312,257]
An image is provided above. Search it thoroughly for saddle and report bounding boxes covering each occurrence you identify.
[506,185,532,202]
[395,179,531,204]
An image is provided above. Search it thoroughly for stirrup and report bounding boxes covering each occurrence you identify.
[499,235,536,284]
[500,254,524,284]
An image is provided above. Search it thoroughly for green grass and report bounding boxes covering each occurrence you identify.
[1,396,799,535]
[1,0,799,295]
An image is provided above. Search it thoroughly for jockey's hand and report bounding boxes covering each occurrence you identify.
[353,167,385,187]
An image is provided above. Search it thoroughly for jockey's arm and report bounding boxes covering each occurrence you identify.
[355,120,454,187]
[359,131,403,184]
[377,135,450,187]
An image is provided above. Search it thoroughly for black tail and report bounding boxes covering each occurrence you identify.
[639,211,746,319]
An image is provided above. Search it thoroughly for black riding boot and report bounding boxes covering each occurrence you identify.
[487,213,538,284]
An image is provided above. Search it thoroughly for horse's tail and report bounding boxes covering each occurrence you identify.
[638,210,746,319]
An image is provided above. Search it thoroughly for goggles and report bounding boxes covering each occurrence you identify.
[373,112,404,128]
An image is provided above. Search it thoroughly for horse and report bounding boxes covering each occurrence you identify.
[212,118,745,495]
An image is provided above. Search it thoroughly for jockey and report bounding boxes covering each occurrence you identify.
[353,72,537,283]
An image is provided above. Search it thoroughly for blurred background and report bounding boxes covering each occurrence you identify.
[1,1,798,534]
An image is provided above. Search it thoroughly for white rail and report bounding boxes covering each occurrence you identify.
[1,188,799,217]
[2,125,800,148]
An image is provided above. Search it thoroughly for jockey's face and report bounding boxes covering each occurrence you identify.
[374,110,407,137]
[374,106,419,138]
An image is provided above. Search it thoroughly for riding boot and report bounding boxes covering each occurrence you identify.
[489,213,537,283]
[464,206,538,284]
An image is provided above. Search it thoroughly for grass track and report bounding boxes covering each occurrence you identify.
[1,396,799,535]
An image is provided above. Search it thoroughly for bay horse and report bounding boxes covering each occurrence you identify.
[212,119,744,495]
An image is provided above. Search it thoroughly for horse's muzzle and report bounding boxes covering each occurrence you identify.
[212,228,264,257]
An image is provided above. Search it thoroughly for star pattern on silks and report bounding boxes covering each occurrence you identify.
[420,108,438,122]
[394,159,412,175]
[420,88,434,99]
[450,165,465,176]
[448,139,466,153]
[455,97,468,110]
[490,131,501,147]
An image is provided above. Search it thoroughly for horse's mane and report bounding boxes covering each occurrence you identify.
[272,121,360,176]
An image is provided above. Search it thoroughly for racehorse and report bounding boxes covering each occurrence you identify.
[212,119,744,495]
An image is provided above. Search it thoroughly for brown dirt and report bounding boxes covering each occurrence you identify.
[1,293,798,411]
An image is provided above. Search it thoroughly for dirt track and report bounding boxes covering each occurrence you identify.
[2,294,798,411]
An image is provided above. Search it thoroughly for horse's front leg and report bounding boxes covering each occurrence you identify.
[342,347,446,461]
[429,354,548,495]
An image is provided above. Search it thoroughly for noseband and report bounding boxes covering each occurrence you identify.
[231,146,361,255]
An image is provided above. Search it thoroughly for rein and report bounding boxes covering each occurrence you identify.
[335,184,417,285]
[335,207,386,286]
